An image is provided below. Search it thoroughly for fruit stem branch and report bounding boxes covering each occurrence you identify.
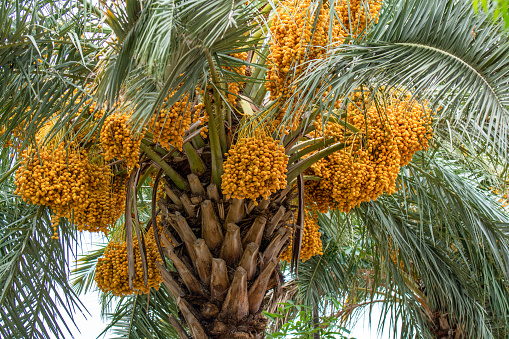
[288,137,336,163]
[140,143,187,189]
[204,48,227,153]
[244,46,270,97]
[204,91,224,187]
[250,10,274,43]
[136,166,156,193]
[0,162,21,185]
[286,141,346,183]
[183,142,206,176]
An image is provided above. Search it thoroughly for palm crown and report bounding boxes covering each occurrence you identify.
[1,0,509,338]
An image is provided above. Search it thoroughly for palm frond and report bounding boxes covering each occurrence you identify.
[352,152,509,338]
[293,0,509,160]
[99,285,180,339]
[96,0,264,131]
[72,245,106,295]
[0,157,85,339]
[0,0,105,150]
[287,148,509,338]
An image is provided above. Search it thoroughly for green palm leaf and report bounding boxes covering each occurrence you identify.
[294,0,509,159]
[0,0,105,150]
[99,285,180,339]
[0,156,85,339]
[297,151,509,338]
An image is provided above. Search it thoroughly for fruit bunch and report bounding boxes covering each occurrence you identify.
[73,96,107,143]
[224,51,248,107]
[280,211,323,262]
[305,94,433,213]
[266,0,383,98]
[304,160,338,213]
[148,91,204,151]
[15,140,127,237]
[95,237,162,296]
[100,113,142,169]
[385,96,434,166]
[74,167,127,234]
[265,0,383,133]
[199,108,209,139]
[14,145,91,238]
[266,0,328,100]
[221,136,288,202]
[0,120,24,149]
[497,192,509,209]
[333,0,383,39]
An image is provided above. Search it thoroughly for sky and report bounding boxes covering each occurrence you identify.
[348,305,398,339]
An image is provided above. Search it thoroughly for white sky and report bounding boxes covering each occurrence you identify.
[348,305,399,339]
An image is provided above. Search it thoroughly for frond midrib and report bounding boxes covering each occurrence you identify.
[394,41,506,115]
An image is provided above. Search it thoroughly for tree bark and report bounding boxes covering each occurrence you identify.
[242,216,267,248]
[312,305,320,339]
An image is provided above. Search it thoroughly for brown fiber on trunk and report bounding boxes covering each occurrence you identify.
[220,223,243,266]
[188,173,206,196]
[210,258,230,302]
[193,238,213,285]
[207,184,220,202]
[429,311,465,339]
[164,185,183,206]
[179,193,196,218]
[220,267,249,320]
[225,198,245,225]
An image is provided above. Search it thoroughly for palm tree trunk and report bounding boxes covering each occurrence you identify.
[429,311,464,339]
[154,148,295,338]
[312,305,320,339]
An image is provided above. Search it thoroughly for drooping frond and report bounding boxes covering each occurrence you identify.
[0,0,105,150]
[72,245,106,295]
[96,0,263,131]
[98,285,180,339]
[293,0,509,160]
[307,151,509,338]
[0,153,84,339]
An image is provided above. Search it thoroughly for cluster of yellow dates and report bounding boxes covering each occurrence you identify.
[95,235,163,296]
[266,0,383,132]
[224,51,248,107]
[8,0,436,273]
[101,113,143,169]
[222,136,288,202]
[11,80,216,238]
[281,210,323,262]
[267,0,383,97]
[14,121,127,238]
[305,93,433,213]
[148,91,205,151]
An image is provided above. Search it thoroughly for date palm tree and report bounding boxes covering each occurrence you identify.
[1,0,509,338]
